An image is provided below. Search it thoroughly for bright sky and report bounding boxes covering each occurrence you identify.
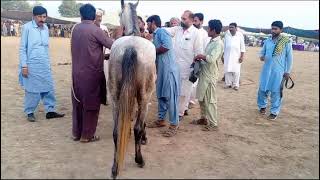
[28,0,319,30]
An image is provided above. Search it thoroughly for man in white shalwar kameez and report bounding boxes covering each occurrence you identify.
[165,10,203,119]
[223,23,245,91]
[187,13,211,110]
[94,9,112,105]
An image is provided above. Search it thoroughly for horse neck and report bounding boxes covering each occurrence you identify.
[123,5,140,36]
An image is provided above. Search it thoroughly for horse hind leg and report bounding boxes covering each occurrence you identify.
[111,103,119,179]
[134,94,150,167]
[141,122,147,145]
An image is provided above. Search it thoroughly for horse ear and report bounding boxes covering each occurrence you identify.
[121,0,125,9]
[133,0,139,8]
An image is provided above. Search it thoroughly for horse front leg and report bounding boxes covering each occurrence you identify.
[111,102,119,179]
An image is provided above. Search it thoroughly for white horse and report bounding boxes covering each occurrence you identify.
[108,0,156,178]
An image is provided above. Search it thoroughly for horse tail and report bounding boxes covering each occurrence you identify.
[116,46,138,173]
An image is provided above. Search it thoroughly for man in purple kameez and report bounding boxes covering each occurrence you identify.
[71,4,115,143]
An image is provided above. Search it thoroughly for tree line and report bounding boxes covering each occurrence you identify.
[1,0,83,17]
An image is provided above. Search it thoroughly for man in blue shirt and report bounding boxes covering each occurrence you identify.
[146,15,180,137]
[258,21,293,120]
[19,6,64,122]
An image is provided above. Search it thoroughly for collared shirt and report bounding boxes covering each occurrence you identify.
[18,20,53,92]
[196,36,224,101]
[223,30,246,73]
[153,27,180,98]
[165,25,203,79]
[258,37,293,92]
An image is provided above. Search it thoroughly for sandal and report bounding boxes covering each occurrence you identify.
[72,136,80,141]
[147,120,166,128]
[190,118,208,125]
[80,135,100,143]
[162,125,178,137]
[202,125,218,131]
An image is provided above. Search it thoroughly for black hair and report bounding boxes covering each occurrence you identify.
[138,16,144,23]
[194,13,204,21]
[271,21,283,29]
[229,22,237,28]
[146,15,162,27]
[33,6,47,16]
[79,4,96,21]
[208,19,222,34]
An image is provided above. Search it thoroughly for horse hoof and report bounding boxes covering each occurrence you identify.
[111,164,118,179]
[137,160,145,168]
[111,171,118,179]
[141,138,148,145]
[135,156,145,168]
[111,174,117,180]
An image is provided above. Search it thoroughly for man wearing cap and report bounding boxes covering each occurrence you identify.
[19,6,65,122]
[95,8,112,105]
[258,21,293,120]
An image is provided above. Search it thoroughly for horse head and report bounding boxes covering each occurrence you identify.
[119,0,140,36]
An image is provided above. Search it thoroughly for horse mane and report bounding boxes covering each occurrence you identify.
[121,2,140,36]
[129,3,140,36]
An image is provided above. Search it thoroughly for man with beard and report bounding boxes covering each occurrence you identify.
[94,8,112,105]
[165,10,203,120]
[146,15,180,137]
[222,23,246,91]
[138,16,152,40]
[188,12,211,109]
[257,21,293,120]
[170,17,181,27]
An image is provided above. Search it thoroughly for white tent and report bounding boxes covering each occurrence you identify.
[51,11,148,26]
[51,11,121,26]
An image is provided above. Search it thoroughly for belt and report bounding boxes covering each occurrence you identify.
[280,76,294,98]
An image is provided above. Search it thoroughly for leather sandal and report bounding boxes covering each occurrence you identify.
[80,135,100,143]
[190,118,208,125]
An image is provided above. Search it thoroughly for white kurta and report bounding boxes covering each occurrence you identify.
[198,27,211,52]
[101,24,111,104]
[223,30,246,73]
[190,27,210,101]
[165,25,203,115]
[165,26,203,80]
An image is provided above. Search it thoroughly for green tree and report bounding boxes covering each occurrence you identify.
[1,0,31,11]
[58,0,83,17]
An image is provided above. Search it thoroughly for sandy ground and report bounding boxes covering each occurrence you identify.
[1,37,319,179]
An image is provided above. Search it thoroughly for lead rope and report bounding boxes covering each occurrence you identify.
[280,76,294,99]
[273,50,295,99]
[70,23,81,103]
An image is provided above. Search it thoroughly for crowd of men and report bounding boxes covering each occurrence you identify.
[1,19,74,38]
[47,24,74,38]
[1,20,23,36]
[18,4,293,141]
